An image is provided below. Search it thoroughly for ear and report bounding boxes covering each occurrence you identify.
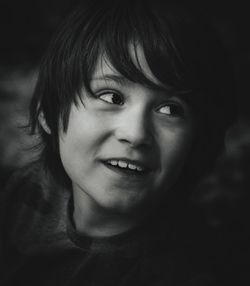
[38,112,51,134]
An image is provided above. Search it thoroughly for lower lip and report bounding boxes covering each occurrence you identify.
[102,161,149,178]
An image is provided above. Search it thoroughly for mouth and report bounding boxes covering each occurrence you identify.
[102,158,152,177]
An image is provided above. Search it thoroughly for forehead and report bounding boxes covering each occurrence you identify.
[92,45,163,87]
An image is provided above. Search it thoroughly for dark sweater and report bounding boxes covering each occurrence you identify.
[0,163,215,286]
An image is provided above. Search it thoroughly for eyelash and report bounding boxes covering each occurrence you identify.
[96,90,185,117]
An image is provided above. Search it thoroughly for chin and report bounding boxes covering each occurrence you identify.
[97,194,150,216]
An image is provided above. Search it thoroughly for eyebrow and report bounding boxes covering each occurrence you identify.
[91,74,130,85]
[91,73,170,94]
[91,73,195,99]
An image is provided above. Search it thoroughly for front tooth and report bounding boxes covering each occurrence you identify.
[118,161,128,168]
[128,163,137,170]
[110,160,118,166]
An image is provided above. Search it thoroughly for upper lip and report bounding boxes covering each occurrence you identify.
[101,157,156,171]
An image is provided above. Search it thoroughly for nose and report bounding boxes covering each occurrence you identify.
[114,107,153,148]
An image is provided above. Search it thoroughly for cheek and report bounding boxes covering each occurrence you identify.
[159,128,194,176]
[60,108,104,151]
[59,128,96,170]
[58,110,111,175]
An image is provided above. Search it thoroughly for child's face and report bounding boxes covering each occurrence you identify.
[59,47,195,215]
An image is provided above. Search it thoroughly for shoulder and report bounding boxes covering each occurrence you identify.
[0,161,56,234]
[0,160,67,227]
[0,159,71,218]
[1,161,49,208]
[0,160,71,253]
[0,159,70,207]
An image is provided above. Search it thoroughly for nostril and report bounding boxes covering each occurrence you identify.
[117,132,153,148]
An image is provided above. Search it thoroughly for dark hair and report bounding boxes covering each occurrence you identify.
[29,0,235,188]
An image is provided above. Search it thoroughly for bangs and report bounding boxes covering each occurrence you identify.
[78,1,191,97]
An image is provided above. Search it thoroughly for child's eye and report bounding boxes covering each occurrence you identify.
[98,92,124,105]
[157,103,184,116]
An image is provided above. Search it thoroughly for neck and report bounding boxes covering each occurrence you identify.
[72,186,143,238]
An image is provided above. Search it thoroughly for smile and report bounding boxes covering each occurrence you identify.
[107,159,144,171]
[103,158,150,176]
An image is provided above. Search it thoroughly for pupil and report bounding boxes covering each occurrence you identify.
[113,95,122,105]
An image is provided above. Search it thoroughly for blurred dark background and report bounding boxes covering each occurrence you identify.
[0,0,80,185]
[0,0,250,187]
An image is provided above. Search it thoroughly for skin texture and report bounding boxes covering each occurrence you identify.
[54,47,195,237]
